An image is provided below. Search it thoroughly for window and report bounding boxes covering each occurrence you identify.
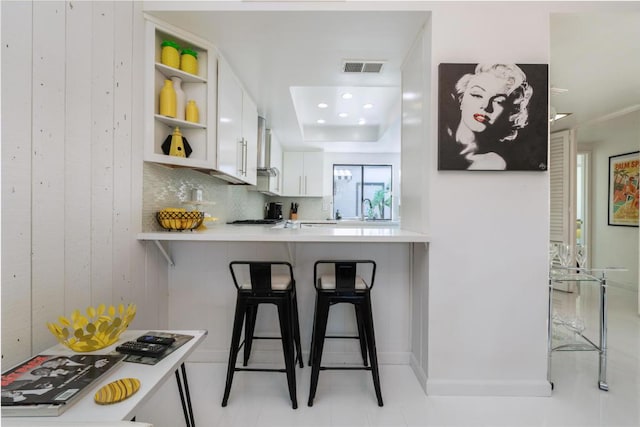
[333,165,392,220]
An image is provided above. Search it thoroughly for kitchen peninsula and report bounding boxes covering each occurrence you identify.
[138,222,429,244]
[137,224,430,380]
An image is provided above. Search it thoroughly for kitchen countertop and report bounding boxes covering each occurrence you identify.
[137,223,429,243]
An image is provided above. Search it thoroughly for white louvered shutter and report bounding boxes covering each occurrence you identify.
[549,129,576,247]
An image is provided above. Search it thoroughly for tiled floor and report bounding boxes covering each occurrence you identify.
[136,286,640,426]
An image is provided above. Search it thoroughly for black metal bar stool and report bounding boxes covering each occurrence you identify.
[307,260,383,407]
[222,261,302,409]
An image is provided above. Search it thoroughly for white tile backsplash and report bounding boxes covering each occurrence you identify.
[143,163,267,231]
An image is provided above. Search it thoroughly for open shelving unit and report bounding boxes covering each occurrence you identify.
[144,16,218,170]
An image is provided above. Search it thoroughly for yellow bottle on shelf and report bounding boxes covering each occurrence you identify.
[159,79,176,118]
[160,40,180,68]
[186,100,199,123]
[180,48,199,75]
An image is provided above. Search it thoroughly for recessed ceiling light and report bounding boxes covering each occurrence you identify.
[358,119,366,125]
[338,112,348,118]
[318,103,328,109]
[341,93,353,100]
[317,119,325,124]
[363,103,373,109]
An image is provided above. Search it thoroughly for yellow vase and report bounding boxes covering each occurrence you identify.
[186,100,199,123]
[180,48,198,75]
[160,40,180,68]
[159,80,176,118]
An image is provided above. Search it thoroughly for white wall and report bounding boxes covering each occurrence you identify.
[401,18,432,388]
[5,0,634,398]
[1,1,166,368]
[579,110,640,292]
[424,3,551,396]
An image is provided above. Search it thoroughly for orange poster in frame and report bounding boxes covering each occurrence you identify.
[608,151,639,226]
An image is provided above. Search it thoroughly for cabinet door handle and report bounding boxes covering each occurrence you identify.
[298,176,302,195]
[243,140,248,175]
[304,176,308,195]
[237,139,244,174]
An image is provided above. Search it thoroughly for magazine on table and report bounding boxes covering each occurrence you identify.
[1,353,124,417]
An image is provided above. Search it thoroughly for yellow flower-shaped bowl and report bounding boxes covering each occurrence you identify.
[46,303,136,352]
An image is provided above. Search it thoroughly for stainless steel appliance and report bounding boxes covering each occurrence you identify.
[257,117,276,176]
[256,118,280,195]
[266,202,283,220]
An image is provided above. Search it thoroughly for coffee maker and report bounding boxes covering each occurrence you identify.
[265,202,283,220]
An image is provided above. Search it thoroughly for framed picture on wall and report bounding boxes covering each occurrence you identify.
[437,63,548,171]
[608,151,640,227]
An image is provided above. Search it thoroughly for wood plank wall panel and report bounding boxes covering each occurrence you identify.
[130,2,164,329]
[90,2,116,305]
[31,1,67,354]
[1,1,34,367]
[2,1,164,365]
[64,1,93,313]
[112,1,135,306]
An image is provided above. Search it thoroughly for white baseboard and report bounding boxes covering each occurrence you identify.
[409,353,427,393]
[426,379,552,396]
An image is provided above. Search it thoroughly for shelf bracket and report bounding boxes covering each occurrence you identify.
[154,240,175,267]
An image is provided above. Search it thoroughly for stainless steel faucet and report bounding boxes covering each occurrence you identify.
[362,198,373,221]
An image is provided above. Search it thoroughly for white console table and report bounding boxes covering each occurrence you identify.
[2,330,207,426]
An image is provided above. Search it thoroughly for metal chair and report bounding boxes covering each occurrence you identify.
[307,260,383,407]
[222,261,302,409]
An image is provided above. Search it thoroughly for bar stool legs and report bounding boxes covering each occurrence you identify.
[222,297,247,407]
[277,297,298,408]
[308,293,383,407]
[308,294,330,407]
[222,295,298,409]
[362,293,383,406]
[242,291,304,369]
[243,305,258,366]
[355,306,369,367]
[307,304,368,367]
[291,288,304,368]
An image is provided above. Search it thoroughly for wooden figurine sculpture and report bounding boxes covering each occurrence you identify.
[162,126,192,158]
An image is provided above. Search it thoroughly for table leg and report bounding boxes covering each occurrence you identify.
[175,363,196,426]
[598,277,609,391]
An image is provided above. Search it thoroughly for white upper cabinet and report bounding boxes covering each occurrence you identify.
[282,152,323,197]
[242,92,258,186]
[144,17,217,169]
[215,58,258,185]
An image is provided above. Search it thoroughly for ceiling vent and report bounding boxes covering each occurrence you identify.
[343,60,385,73]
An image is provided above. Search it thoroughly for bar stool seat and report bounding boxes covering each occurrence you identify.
[318,274,368,289]
[222,261,302,409]
[308,260,383,407]
[239,274,292,290]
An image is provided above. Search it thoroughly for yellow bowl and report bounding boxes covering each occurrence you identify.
[46,303,136,352]
[156,210,204,231]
